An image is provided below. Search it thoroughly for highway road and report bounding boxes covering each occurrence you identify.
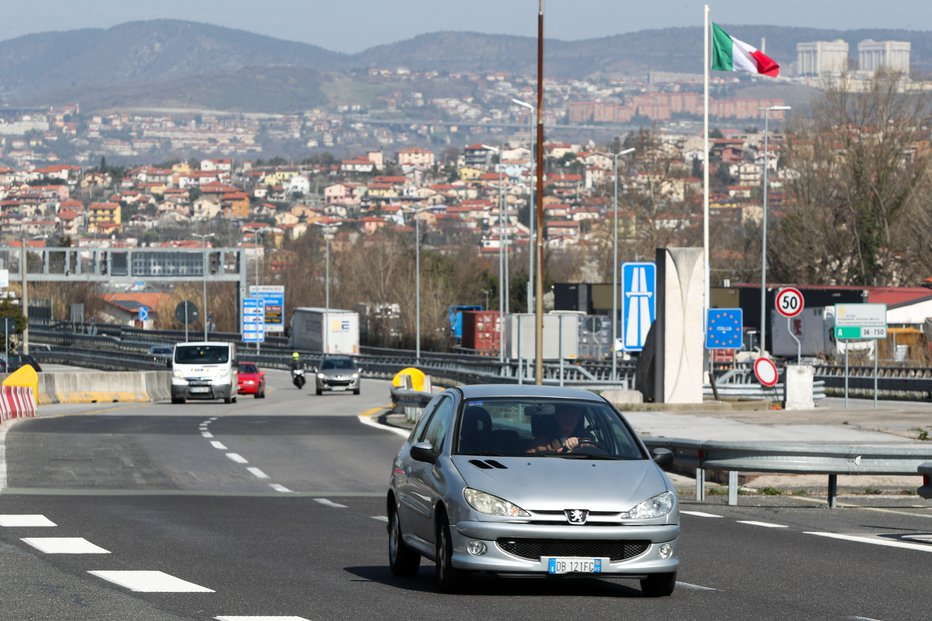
[1,371,930,620]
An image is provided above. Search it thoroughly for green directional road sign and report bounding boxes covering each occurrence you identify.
[835,326,863,340]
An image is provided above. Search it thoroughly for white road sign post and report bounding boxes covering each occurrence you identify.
[775,287,804,364]
[834,303,887,409]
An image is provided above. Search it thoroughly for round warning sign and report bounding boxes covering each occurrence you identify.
[753,357,779,388]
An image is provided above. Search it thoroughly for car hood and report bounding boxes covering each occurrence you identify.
[451,455,669,511]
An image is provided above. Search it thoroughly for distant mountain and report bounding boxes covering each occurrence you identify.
[0,20,928,112]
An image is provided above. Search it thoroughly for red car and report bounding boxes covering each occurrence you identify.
[237,362,266,398]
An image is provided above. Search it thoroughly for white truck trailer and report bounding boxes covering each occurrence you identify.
[288,307,360,354]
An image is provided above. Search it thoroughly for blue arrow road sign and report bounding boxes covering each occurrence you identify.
[138,306,149,322]
[705,308,743,349]
[621,262,655,352]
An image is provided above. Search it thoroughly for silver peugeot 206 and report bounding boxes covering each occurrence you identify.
[386,384,678,596]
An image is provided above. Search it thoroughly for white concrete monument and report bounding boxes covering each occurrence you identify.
[654,248,705,404]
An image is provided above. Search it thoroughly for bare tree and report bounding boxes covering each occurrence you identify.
[772,71,932,285]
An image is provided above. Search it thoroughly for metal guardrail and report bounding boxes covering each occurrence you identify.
[30,321,932,398]
[641,437,931,508]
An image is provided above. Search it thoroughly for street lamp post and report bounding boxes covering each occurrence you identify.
[482,144,506,365]
[315,223,339,355]
[192,233,214,341]
[758,105,791,357]
[512,98,535,314]
[610,147,635,383]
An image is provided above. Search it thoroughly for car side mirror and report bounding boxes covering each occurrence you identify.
[410,442,437,464]
[166,359,172,368]
[651,448,674,469]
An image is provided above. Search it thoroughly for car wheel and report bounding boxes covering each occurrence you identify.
[171,396,184,405]
[353,388,360,395]
[640,571,676,597]
[388,507,420,577]
[435,513,465,593]
[316,387,323,396]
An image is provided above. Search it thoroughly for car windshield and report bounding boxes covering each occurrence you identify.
[238,363,258,374]
[455,398,646,460]
[175,345,229,364]
[321,357,355,370]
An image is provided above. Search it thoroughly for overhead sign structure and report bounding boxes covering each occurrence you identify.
[775,287,804,318]
[834,303,887,340]
[241,297,266,343]
[249,285,285,333]
[753,357,779,388]
[706,308,743,350]
[621,262,655,352]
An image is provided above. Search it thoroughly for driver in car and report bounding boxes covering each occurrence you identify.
[527,404,596,454]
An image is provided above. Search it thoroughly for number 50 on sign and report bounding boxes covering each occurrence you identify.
[775,287,804,318]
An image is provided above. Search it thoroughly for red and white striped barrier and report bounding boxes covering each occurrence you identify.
[0,386,37,424]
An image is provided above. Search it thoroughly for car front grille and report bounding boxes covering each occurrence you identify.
[497,538,650,561]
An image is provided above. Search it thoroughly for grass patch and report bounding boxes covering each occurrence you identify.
[792,489,809,496]
[862,486,882,495]
[706,487,727,496]
[758,486,782,496]
[914,428,928,441]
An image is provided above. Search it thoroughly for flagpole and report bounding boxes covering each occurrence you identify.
[703,5,711,309]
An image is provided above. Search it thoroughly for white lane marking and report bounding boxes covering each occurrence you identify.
[681,511,724,518]
[676,581,720,591]
[226,453,248,464]
[211,441,227,450]
[357,413,409,438]
[202,432,214,439]
[806,531,932,553]
[247,467,269,479]
[269,484,293,493]
[0,515,57,527]
[214,616,311,621]
[737,521,788,529]
[315,498,347,509]
[21,537,110,554]
[371,515,389,523]
[209,417,218,421]
[849,617,886,621]
[89,570,214,592]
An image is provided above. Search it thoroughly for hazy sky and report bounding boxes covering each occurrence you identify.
[2,1,929,53]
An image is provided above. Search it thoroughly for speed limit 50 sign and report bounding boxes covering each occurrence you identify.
[775,287,804,318]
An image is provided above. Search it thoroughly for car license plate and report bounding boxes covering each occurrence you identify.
[190,386,210,394]
[331,386,346,391]
[546,557,602,574]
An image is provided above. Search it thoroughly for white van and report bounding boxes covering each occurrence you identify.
[170,341,238,404]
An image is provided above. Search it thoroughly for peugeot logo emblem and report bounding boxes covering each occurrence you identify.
[565,509,589,525]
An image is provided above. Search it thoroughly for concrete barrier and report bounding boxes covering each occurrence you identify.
[0,386,37,424]
[37,371,173,404]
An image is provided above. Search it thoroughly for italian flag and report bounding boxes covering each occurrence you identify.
[711,23,780,77]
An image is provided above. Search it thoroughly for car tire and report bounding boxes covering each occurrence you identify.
[316,387,323,396]
[171,396,184,405]
[640,571,676,597]
[353,388,360,395]
[388,507,420,577]
[435,513,465,593]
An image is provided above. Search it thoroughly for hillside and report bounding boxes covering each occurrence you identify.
[0,20,928,112]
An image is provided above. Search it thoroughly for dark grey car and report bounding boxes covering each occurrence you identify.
[313,355,361,395]
[387,384,679,595]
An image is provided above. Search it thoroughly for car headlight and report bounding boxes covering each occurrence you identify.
[172,370,186,379]
[318,373,326,379]
[464,488,530,518]
[352,372,359,379]
[621,491,675,520]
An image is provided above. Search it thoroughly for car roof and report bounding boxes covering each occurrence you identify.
[454,384,606,402]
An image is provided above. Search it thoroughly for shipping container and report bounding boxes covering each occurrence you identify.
[461,310,501,354]
[448,305,483,342]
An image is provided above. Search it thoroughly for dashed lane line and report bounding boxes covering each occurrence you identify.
[226,453,249,464]
[247,467,269,479]
[736,520,788,529]
[21,537,110,554]
[89,570,214,593]
[0,514,57,527]
[315,498,348,509]
[680,510,724,518]
[269,484,293,493]
[210,441,227,450]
